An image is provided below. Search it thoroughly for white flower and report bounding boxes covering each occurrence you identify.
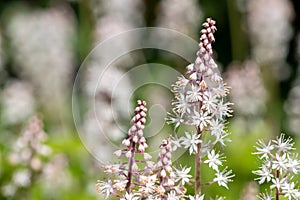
[253,134,300,199]
[175,166,192,185]
[253,140,274,159]
[253,164,273,184]
[202,91,218,113]
[209,119,226,137]
[257,191,273,200]
[204,150,224,171]
[192,110,211,130]
[213,101,233,120]
[273,134,294,152]
[186,84,202,102]
[180,132,202,155]
[172,95,190,114]
[270,177,285,190]
[167,112,184,130]
[213,167,234,189]
[121,192,141,200]
[171,135,182,151]
[282,182,300,199]
[271,153,288,173]
[96,179,114,199]
[167,190,180,200]
[189,194,205,200]
[215,131,231,147]
[286,154,300,174]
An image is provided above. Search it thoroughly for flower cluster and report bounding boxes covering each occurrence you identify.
[167,18,234,195]
[97,100,188,199]
[253,133,300,199]
[2,116,52,197]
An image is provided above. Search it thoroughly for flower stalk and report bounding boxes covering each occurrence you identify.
[167,17,234,197]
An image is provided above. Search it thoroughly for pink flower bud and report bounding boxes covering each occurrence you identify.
[189,72,197,81]
[113,150,122,158]
[133,135,139,143]
[122,139,130,147]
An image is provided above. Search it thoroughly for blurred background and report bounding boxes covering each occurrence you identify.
[0,0,300,199]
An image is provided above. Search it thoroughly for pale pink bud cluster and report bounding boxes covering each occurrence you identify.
[118,100,148,159]
[199,18,216,56]
[155,139,177,192]
[187,18,220,83]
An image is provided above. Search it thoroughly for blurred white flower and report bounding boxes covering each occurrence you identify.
[42,154,71,189]
[1,80,35,124]
[6,5,76,118]
[0,28,5,72]
[1,183,17,197]
[82,64,132,162]
[247,0,294,79]
[91,0,144,47]
[284,83,300,135]
[225,60,267,117]
[12,169,31,187]
[91,0,144,28]
[156,0,203,37]
[240,181,259,200]
[81,0,145,163]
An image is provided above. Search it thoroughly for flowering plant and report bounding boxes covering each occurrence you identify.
[253,134,300,199]
[97,18,235,199]
[96,100,187,199]
[167,18,234,196]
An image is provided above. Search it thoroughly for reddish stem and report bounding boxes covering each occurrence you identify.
[275,170,279,200]
[195,125,202,194]
[125,141,136,193]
